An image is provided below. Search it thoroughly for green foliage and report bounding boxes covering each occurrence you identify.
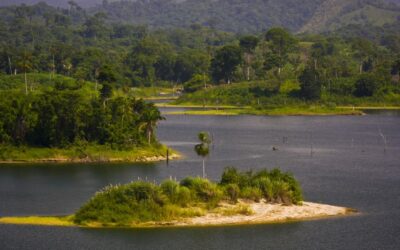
[0,77,164,148]
[194,131,211,158]
[183,74,208,93]
[223,184,241,203]
[219,167,303,205]
[211,45,243,84]
[0,2,399,118]
[299,67,322,100]
[239,36,259,53]
[353,73,381,97]
[198,132,211,144]
[74,167,304,225]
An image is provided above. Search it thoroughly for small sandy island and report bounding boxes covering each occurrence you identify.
[0,200,356,228]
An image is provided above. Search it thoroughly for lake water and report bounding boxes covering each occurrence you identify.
[1,112,400,249]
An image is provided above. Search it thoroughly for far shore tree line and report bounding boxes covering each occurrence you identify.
[0,3,399,103]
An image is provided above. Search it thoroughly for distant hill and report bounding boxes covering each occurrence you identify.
[0,0,103,8]
[0,0,399,34]
[299,0,400,33]
[91,0,400,33]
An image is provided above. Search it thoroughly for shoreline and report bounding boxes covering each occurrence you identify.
[0,145,180,164]
[0,153,180,164]
[162,108,364,116]
[157,103,400,116]
[0,201,357,228]
[163,110,364,116]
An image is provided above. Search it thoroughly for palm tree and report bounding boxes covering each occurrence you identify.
[194,132,212,178]
[139,103,165,144]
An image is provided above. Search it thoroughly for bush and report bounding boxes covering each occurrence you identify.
[74,167,303,225]
[299,67,322,100]
[183,74,208,93]
[353,73,380,97]
[180,177,223,205]
[224,184,240,202]
[240,186,262,202]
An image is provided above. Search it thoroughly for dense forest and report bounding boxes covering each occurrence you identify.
[1,1,399,33]
[0,2,400,148]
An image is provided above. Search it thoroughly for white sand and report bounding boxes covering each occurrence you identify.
[174,201,353,227]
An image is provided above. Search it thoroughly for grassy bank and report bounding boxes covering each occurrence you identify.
[172,81,399,116]
[162,104,364,116]
[0,144,179,163]
[0,216,74,227]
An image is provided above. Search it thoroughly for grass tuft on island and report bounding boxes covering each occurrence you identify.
[0,167,356,228]
[0,144,179,163]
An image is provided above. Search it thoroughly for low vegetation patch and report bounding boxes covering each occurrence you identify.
[0,144,175,163]
[73,167,303,226]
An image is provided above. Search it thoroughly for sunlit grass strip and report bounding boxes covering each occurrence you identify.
[155,103,247,109]
[0,216,75,227]
[338,106,400,110]
[165,110,240,116]
[0,144,180,163]
[163,107,363,116]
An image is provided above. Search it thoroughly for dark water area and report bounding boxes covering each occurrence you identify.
[1,112,400,249]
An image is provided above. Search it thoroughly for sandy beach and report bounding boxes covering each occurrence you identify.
[175,201,354,227]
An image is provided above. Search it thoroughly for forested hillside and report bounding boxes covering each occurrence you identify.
[1,0,399,33]
[300,0,400,33]
[0,2,399,112]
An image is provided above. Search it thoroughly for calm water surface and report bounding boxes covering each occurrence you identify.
[1,112,400,249]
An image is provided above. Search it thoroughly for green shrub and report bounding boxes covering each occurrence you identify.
[353,73,380,97]
[223,183,240,202]
[74,167,303,225]
[252,177,274,201]
[240,186,262,202]
[180,177,223,205]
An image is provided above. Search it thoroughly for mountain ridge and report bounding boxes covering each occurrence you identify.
[0,0,399,34]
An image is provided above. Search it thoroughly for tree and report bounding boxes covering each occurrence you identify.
[139,103,165,144]
[100,83,113,101]
[16,50,33,95]
[310,41,335,70]
[194,131,212,178]
[391,59,400,84]
[126,38,161,86]
[83,12,108,40]
[174,49,209,84]
[264,28,297,76]
[184,74,210,93]
[353,74,379,97]
[211,45,242,84]
[351,38,374,74]
[98,65,117,84]
[239,35,259,81]
[299,67,322,100]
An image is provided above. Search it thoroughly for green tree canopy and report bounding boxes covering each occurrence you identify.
[299,66,322,100]
[211,45,242,84]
